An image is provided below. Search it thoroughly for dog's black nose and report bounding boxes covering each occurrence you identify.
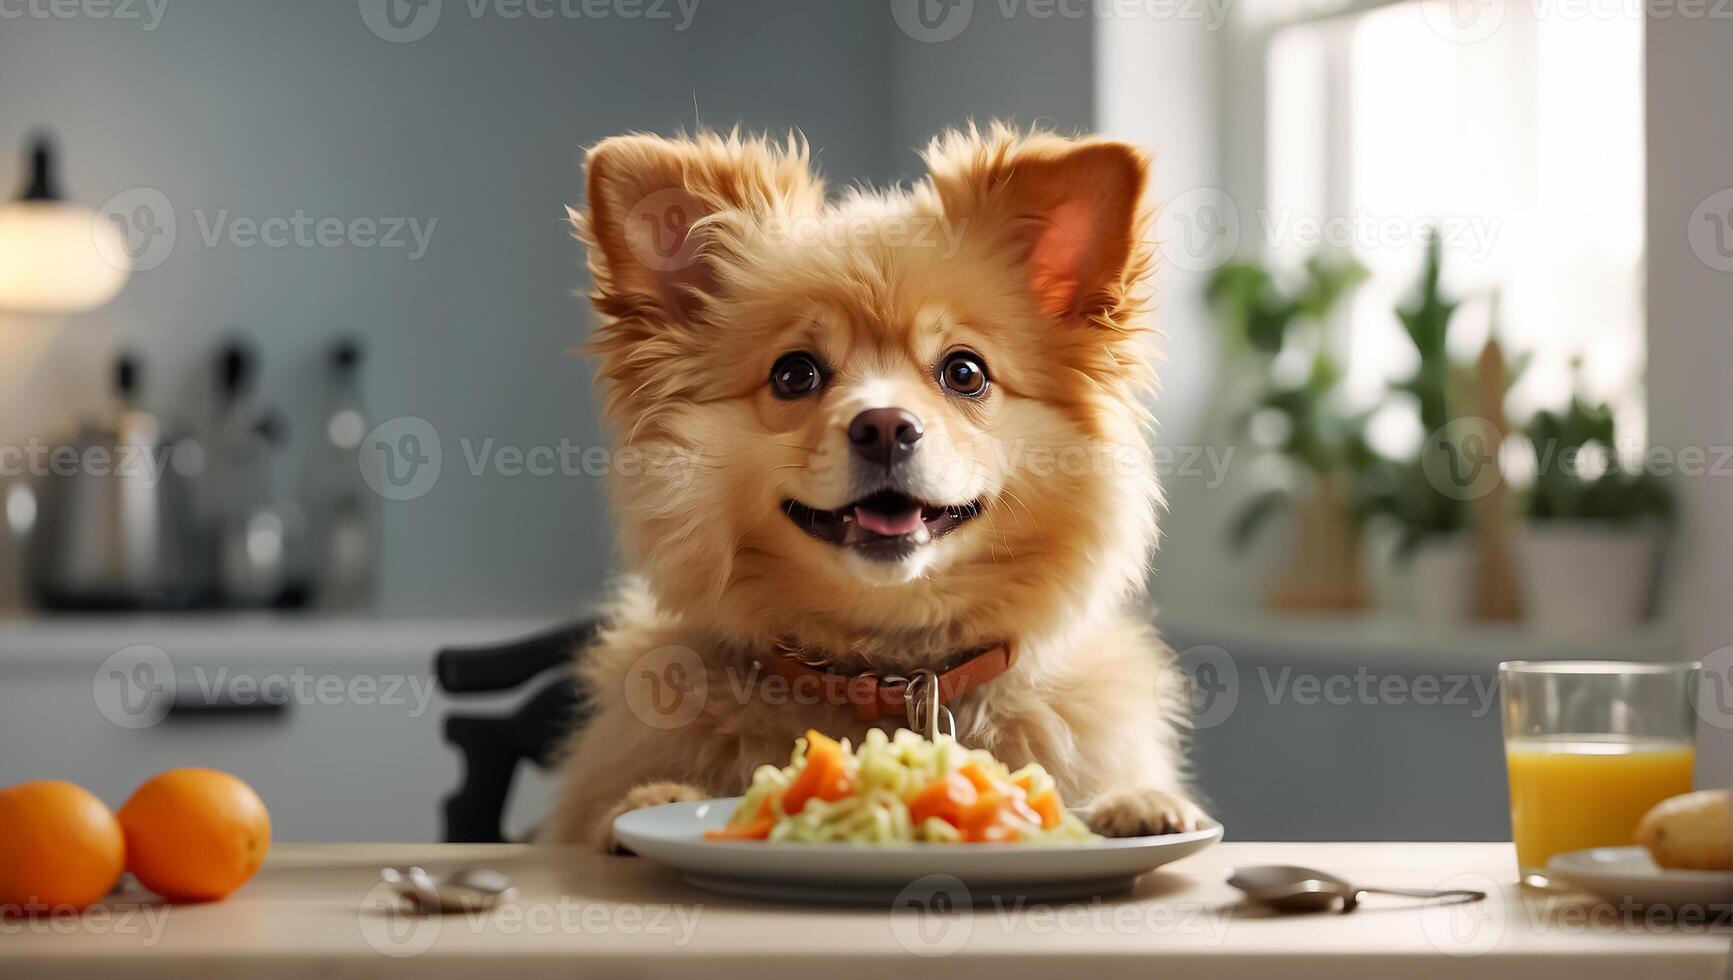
[848,407,923,467]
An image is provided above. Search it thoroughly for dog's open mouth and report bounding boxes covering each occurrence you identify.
[782,490,982,558]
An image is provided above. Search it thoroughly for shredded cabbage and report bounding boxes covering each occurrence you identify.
[721,728,1099,844]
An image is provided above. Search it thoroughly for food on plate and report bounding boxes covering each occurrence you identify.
[118,768,272,902]
[705,729,1099,844]
[0,779,126,912]
[1634,789,1731,871]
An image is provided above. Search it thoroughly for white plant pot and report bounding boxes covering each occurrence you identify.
[1516,523,1659,638]
[1411,535,1476,627]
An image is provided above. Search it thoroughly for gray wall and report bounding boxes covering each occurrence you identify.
[0,0,1093,617]
[1646,12,1733,784]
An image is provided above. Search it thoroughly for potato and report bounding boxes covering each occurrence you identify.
[1634,789,1732,871]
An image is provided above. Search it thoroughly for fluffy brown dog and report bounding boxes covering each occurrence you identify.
[545,124,1206,849]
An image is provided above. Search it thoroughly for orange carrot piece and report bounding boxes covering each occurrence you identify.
[780,730,845,815]
[705,816,774,841]
[1028,790,1062,830]
[910,771,978,827]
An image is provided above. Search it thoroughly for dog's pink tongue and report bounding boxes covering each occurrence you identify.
[855,505,924,537]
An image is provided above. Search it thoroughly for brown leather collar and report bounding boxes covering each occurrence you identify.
[752,640,1017,721]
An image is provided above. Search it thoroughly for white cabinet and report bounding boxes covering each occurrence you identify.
[0,616,555,842]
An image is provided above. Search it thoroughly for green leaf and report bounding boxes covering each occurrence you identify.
[1228,489,1291,552]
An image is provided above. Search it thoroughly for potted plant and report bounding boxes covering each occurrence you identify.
[1517,375,1672,636]
[1207,252,1372,613]
[1358,234,1527,625]
[1356,233,1476,624]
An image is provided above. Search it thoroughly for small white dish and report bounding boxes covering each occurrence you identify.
[1546,846,1733,908]
[614,797,1224,903]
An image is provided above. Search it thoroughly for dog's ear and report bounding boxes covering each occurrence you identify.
[577,132,822,326]
[925,129,1149,321]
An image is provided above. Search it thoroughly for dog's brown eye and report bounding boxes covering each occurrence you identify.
[771,352,824,399]
[938,351,989,397]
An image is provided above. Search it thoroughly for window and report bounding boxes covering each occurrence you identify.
[1249,0,1645,459]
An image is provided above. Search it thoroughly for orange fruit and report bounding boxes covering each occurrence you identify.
[0,780,125,913]
[118,769,271,903]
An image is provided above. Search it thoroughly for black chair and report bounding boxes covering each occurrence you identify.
[433,619,599,842]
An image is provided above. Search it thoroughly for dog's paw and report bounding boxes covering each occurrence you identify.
[1086,788,1210,837]
[595,782,707,855]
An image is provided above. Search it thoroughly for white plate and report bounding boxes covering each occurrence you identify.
[613,797,1223,903]
[1547,846,1733,908]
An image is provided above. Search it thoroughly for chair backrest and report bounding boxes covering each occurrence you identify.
[434,619,598,842]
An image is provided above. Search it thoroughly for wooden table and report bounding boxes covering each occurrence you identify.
[5,843,1726,979]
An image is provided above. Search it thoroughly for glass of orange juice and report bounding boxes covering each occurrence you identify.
[1501,660,1700,885]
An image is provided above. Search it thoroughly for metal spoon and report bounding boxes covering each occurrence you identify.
[379,867,516,915]
[1227,864,1487,914]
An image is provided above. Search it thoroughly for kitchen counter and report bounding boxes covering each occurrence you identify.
[0,617,559,842]
[0,614,551,667]
[5,842,1725,979]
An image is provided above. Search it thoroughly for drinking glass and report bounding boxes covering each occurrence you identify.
[1500,660,1700,885]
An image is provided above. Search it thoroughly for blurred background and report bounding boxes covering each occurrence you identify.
[1,0,1728,843]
